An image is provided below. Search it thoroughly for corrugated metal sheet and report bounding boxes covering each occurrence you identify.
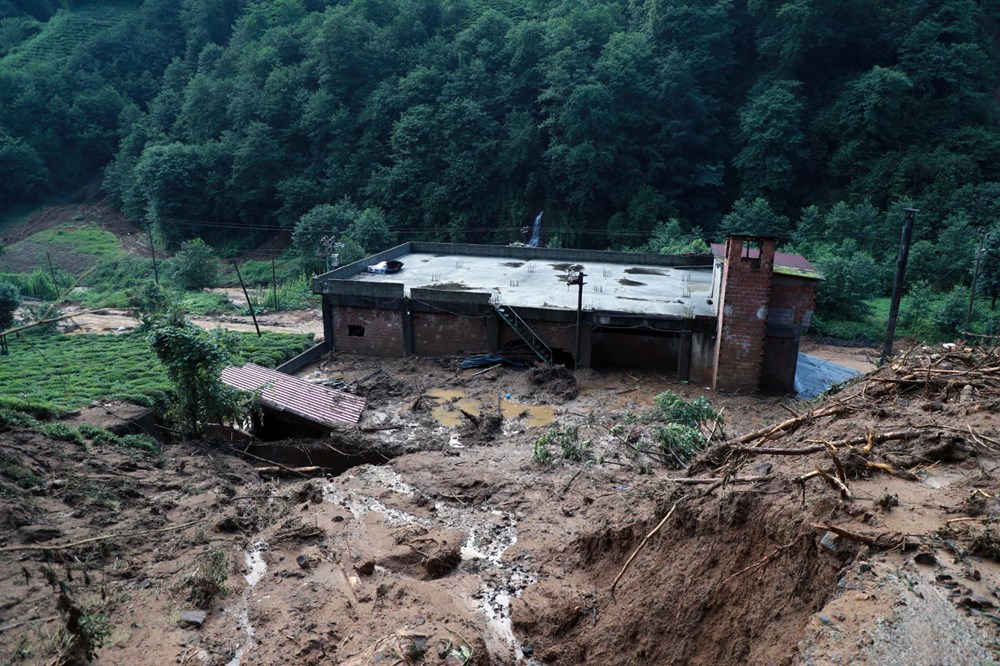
[710,243,822,280]
[221,364,365,426]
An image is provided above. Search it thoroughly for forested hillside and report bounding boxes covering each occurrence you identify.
[2,0,1000,331]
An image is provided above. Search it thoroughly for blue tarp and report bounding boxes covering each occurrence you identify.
[794,353,862,399]
[460,355,531,370]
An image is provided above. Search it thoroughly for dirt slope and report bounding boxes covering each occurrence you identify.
[1,347,998,665]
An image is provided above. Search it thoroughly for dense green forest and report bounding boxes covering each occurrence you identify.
[2,0,1000,333]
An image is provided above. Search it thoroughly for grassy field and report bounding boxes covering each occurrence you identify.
[28,224,123,257]
[0,330,313,414]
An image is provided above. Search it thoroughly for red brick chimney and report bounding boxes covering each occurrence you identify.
[712,235,776,392]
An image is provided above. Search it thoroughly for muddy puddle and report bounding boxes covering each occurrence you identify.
[426,387,482,427]
[500,398,555,428]
[322,466,539,663]
[425,388,555,430]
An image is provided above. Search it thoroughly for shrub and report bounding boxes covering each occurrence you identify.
[0,270,57,300]
[533,425,590,463]
[170,238,219,290]
[185,549,229,607]
[0,280,20,330]
[813,243,883,320]
[147,314,250,435]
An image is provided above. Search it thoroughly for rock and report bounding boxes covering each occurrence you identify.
[914,551,937,566]
[959,384,974,404]
[820,531,840,554]
[296,553,320,569]
[751,462,772,476]
[179,610,207,628]
[958,595,995,610]
[521,644,534,657]
[355,559,375,576]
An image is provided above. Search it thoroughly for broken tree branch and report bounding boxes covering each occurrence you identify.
[719,538,800,587]
[731,405,848,446]
[812,522,881,546]
[0,519,205,554]
[611,499,683,596]
[665,476,769,485]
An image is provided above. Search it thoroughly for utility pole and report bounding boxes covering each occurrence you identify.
[232,259,261,337]
[45,251,59,294]
[271,257,278,310]
[966,232,988,332]
[568,271,586,369]
[146,219,160,286]
[880,207,917,365]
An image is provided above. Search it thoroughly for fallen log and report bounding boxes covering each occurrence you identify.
[731,405,848,445]
[255,465,322,475]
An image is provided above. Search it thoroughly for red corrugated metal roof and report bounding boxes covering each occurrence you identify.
[709,243,822,280]
[221,364,365,426]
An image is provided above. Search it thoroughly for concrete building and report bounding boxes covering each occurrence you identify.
[311,235,821,392]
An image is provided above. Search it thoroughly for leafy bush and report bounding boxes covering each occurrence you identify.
[648,391,721,468]
[169,238,219,290]
[0,270,57,300]
[533,425,590,463]
[611,391,722,470]
[0,280,19,330]
[644,219,710,255]
[653,422,709,468]
[245,274,316,313]
[185,549,229,608]
[147,314,252,434]
[934,285,976,336]
[813,243,883,320]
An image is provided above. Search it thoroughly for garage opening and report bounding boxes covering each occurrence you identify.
[592,328,680,371]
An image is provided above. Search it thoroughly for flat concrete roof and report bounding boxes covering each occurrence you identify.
[345,251,719,318]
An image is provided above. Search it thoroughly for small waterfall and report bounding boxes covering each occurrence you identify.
[529,211,543,247]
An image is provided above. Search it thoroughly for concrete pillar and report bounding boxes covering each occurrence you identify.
[322,296,335,351]
[401,299,413,356]
[487,314,500,352]
[578,322,593,369]
[678,330,692,382]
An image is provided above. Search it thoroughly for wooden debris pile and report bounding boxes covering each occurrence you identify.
[863,343,1000,406]
[688,344,1000,500]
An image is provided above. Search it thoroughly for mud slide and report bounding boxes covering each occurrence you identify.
[1,346,998,665]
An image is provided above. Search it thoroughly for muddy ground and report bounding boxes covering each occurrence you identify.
[2,343,999,666]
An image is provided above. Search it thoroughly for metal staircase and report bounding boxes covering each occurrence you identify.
[495,304,553,365]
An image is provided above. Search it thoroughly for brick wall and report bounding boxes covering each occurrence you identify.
[330,305,403,357]
[412,312,489,357]
[768,276,816,329]
[760,275,818,393]
[713,237,776,391]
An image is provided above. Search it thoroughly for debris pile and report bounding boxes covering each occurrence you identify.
[704,343,1000,503]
